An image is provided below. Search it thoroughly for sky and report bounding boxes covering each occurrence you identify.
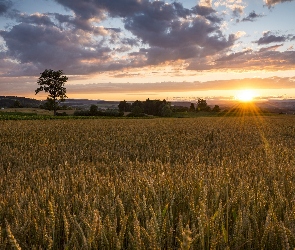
[0,0,295,101]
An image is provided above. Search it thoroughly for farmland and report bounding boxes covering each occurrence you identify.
[1,116,295,249]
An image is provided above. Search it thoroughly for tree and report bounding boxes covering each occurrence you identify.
[90,104,98,115]
[212,105,221,112]
[12,100,22,108]
[118,100,131,112]
[161,104,172,117]
[197,98,210,111]
[35,69,68,116]
[189,103,195,112]
[40,97,56,111]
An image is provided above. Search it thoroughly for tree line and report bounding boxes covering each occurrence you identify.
[33,69,221,117]
[118,98,221,117]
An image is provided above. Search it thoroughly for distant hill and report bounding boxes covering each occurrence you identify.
[0,96,41,108]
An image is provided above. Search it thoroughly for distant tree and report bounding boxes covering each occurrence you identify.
[118,100,132,112]
[128,100,144,116]
[131,105,144,115]
[90,104,98,115]
[197,98,210,111]
[41,97,56,111]
[35,69,68,116]
[144,99,167,116]
[12,100,22,108]
[189,103,195,112]
[132,100,144,110]
[212,105,221,112]
[161,104,172,117]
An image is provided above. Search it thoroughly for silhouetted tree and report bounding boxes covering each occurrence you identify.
[197,98,210,111]
[40,97,56,111]
[189,103,195,112]
[90,104,98,115]
[118,100,131,112]
[212,105,221,112]
[35,69,68,116]
[161,104,172,117]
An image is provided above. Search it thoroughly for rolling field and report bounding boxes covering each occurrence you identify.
[1,116,295,249]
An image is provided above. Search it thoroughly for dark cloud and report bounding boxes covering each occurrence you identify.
[265,0,294,7]
[192,5,216,16]
[0,0,12,16]
[50,13,93,31]
[259,44,282,52]
[216,49,253,62]
[7,10,55,26]
[54,0,149,19]
[241,11,264,22]
[121,1,230,64]
[255,31,287,45]
[232,7,243,18]
[191,5,222,23]
[188,47,295,71]
[0,0,232,75]
[0,22,114,75]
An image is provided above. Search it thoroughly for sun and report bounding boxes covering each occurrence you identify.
[235,89,257,102]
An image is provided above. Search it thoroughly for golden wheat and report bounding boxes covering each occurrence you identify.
[1,116,295,249]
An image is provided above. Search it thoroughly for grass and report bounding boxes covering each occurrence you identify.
[1,116,295,249]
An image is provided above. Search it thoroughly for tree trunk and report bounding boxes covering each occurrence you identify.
[53,97,57,116]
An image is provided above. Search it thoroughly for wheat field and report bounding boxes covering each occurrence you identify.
[1,116,295,249]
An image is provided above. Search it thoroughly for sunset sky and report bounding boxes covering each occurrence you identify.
[0,0,295,101]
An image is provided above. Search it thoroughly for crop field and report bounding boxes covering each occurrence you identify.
[1,116,295,249]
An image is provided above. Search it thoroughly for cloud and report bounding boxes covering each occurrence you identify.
[259,44,283,52]
[265,0,294,7]
[2,73,295,99]
[0,22,116,75]
[241,11,264,22]
[215,49,253,62]
[0,0,12,16]
[214,0,246,15]
[63,77,295,95]
[232,7,243,18]
[255,31,288,45]
[54,0,149,19]
[188,47,295,71]
[8,11,55,26]
[0,0,236,76]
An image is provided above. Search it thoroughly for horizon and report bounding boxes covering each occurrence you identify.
[1,0,295,100]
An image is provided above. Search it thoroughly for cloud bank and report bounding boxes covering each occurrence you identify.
[0,0,237,76]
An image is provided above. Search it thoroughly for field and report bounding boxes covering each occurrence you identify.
[1,116,295,249]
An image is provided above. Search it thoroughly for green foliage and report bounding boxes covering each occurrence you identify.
[130,105,144,117]
[161,104,173,117]
[89,104,98,115]
[119,98,171,117]
[40,97,56,111]
[35,69,68,116]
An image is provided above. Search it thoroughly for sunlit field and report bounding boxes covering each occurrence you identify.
[1,116,295,249]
